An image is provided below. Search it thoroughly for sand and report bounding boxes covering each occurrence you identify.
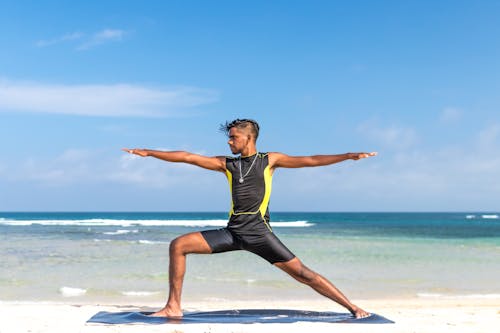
[1,298,498,333]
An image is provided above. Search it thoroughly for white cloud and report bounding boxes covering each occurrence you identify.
[440,107,462,124]
[357,121,418,150]
[35,32,85,47]
[0,148,228,211]
[272,122,500,211]
[36,28,126,50]
[14,150,93,185]
[110,153,192,188]
[77,29,125,50]
[477,123,500,149]
[273,143,500,211]
[0,79,219,117]
[3,148,218,189]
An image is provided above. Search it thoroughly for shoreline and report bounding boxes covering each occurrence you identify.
[1,297,498,333]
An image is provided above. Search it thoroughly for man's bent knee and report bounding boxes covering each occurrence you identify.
[169,237,185,256]
[169,232,212,256]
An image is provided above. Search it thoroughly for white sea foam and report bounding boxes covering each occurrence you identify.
[121,291,159,297]
[137,240,168,245]
[481,214,499,219]
[0,218,314,227]
[271,221,314,227]
[59,287,86,297]
[0,218,227,226]
[466,214,499,220]
[93,239,168,245]
[103,229,139,235]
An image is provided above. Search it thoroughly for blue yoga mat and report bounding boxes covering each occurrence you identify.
[87,309,394,324]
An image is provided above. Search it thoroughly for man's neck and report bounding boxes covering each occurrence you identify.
[240,147,257,157]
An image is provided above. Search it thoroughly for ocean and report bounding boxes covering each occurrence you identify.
[1,212,499,304]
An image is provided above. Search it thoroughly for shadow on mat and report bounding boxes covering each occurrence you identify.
[87,309,394,324]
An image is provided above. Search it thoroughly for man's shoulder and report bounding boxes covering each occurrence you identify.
[265,152,284,159]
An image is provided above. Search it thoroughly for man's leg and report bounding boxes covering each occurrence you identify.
[274,257,370,318]
[152,231,212,317]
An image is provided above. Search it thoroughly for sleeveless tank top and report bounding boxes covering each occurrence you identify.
[225,152,273,234]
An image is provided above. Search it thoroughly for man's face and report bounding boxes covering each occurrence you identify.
[227,127,250,154]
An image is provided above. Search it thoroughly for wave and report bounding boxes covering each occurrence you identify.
[270,221,314,227]
[0,219,314,228]
[481,214,499,219]
[465,214,499,220]
[121,291,160,297]
[93,239,112,243]
[136,240,169,245]
[0,218,228,226]
[102,229,139,235]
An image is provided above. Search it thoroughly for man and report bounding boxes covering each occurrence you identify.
[123,119,376,319]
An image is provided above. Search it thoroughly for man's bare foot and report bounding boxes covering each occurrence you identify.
[149,305,183,318]
[350,306,371,319]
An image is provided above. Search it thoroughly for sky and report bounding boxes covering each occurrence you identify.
[1,0,500,212]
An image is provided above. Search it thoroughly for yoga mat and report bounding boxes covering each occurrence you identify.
[87,309,394,324]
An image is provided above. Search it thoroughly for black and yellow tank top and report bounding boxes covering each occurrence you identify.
[225,152,273,234]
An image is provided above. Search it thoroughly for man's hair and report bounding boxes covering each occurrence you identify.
[220,119,260,141]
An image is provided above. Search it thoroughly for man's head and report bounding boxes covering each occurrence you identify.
[221,119,260,155]
[221,119,260,141]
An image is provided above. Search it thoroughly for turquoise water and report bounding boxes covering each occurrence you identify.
[1,212,499,302]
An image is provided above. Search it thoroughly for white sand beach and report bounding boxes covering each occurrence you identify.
[1,298,498,333]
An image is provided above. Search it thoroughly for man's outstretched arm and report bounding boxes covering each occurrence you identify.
[122,148,226,172]
[269,152,377,169]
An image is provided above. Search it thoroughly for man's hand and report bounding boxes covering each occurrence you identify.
[122,148,149,157]
[348,152,378,160]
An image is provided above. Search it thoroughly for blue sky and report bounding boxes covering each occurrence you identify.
[1,1,499,212]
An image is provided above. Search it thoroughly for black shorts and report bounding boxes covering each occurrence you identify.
[200,228,295,264]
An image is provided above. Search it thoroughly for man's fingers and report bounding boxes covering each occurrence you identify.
[122,148,135,154]
[122,148,149,157]
[356,152,377,159]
